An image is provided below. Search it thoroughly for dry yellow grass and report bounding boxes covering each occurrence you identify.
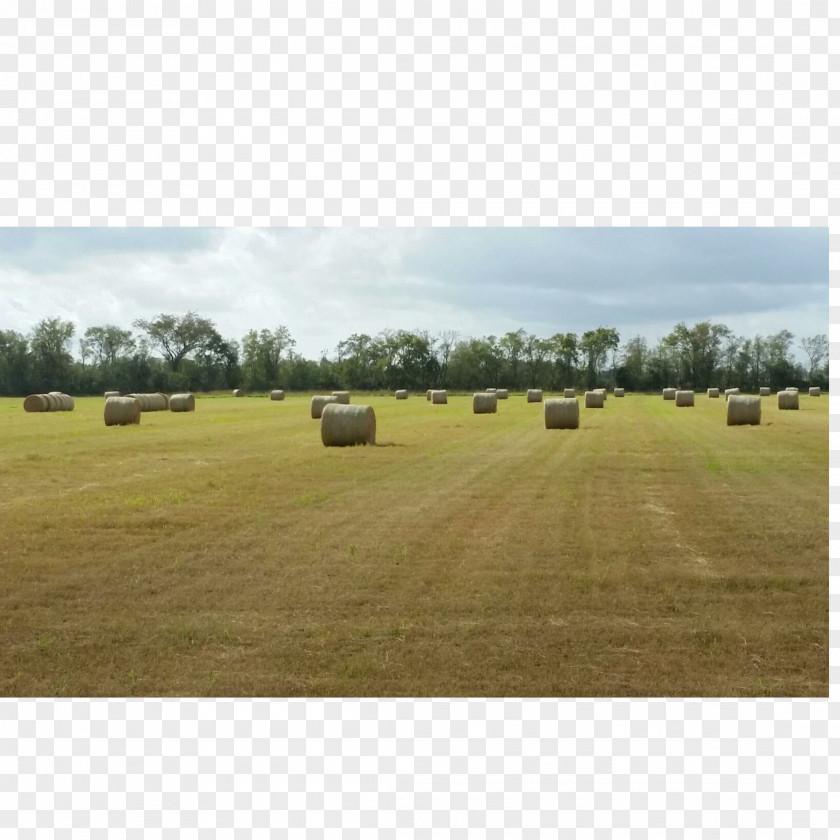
[0,392,827,697]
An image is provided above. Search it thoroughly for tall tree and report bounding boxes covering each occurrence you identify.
[800,334,828,381]
[0,329,30,395]
[241,325,296,390]
[579,327,619,388]
[29,317,75,390]
[499,329,526,390]
[132,311,220,372]
[80,325,136,367]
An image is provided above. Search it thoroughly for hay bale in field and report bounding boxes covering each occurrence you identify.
[527,389,543,403]
[332,391,351,404]
[485,387,497,393]
[759,387,771,396]
[48,392,70,410]
[395,389,408,399]
[126,393,167,411]
[809,386,820,397]
[707,388,720,398]
[778,390,799,410]
[270,390,285,401]
[169,393,195,412]
[595,388,607,400]
[473,393,498,414]
[786,386,799,392]
[584,390,604,408]
[104,396,141,426]
[544,397,579,429]
[675,390,695,407]
[726,394,761,426]
[426,389,433,401]
[496,388,508,399]
[614,388,625,397]
[157,392,169,409]
[23,394,48,412]
[321,403,376,447]
[311,395,339,419]
[233,388,245,397]
[104,390,120,399]
[431,389,448,404]
[663,388,676,400]
[724,388,740,401]
[563,388,575,398]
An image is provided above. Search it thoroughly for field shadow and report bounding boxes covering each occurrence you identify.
[374,441,407,448]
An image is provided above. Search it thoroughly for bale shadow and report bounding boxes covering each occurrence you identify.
[374,441,407,448]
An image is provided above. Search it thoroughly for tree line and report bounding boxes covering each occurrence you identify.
[0,312,829,397]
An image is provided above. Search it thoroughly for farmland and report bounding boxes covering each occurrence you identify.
[0,391,828,697]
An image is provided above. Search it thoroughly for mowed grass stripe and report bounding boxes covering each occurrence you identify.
[0,393,827,696]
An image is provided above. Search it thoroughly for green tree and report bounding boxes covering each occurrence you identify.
[579,327,619,388]
[241,325,296,390]
[547,332,579,390]
[133,311,220,372]
[663,321,732,389]
[80,325,136,367]
[499,329,526,390]
[29,317,75,391]
[800,334,828,382]
[0,329,30,395]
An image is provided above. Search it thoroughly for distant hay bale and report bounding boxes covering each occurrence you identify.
[584,390,604,408]
[332,391,351,404]
[707,388,720,398]
[320,403,376,447]
[563,388,575,398]
[431,389,448,404]
[485,388,497,393]
[726,394,761,426]
[104,390,120,399]
[527,389,543,403]
[311,394,339,419]
[595,388,607,400]
[426,389,433,401]
[496,388,508,399]
[233,388,245,397]
[724,388,740,401]
[759,387,771,396]
[44,393,60,411]
[104,396,141,426]
[169,393,196,412]
[395,389,408,399]
[675,390,695,407]
[126,393,167,411]
[270,390,285,401]
[23,394,47,412]
[777,390,799,410]
[48,392,74,411]
[663,388,676,400]
[473,393,498,414]
[614,388,625,397]
[786,386,799,392]
[809,386,820,397]
[544,397,579,429]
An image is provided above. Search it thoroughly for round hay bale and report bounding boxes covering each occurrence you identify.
[63,394,75,411]
[727,394,761,426]
[584,390,604,408]
[426,389,433,401]
[595,388,607,400]
[394,389,408,400]
[777,390,799,410]
[23,394,47,412]
[43,393,60,411]
[233,388,245,397]
[169,393,196,412]
[563,388,576,398]
[157,392,169,409]
[707,388,720,398]
[495,388,509,399]
[675,390,695,407]
[270,390,286,401]
[321,403,376,447]
[104,396,141,426]
[104,390,120,399]
[485,387,497,393]
[786,386,799,392]
[614,388,625,397]
[544,397,579,429]
[759,387,771,397]
[662,388,676,400]
[527,389,543,403]
[311,394,339,419]
[48,391,69,410]
[809,386,820,397]
[431,389,448,404]
[332,391,351,404]
[724,388,740,401]
[473,393,498,414]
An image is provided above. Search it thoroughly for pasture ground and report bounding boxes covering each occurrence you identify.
[0,391,828,696]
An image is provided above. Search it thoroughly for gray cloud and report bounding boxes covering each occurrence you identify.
[0,228,827,361]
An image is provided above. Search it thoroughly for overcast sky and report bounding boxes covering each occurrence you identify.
[0,227,827,363]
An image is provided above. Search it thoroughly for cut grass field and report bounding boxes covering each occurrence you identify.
[0,391,827,697]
